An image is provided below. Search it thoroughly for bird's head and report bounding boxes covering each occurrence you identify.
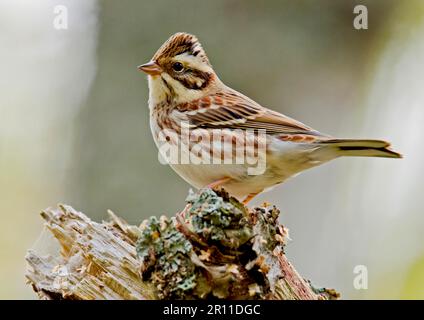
[138,33,221,106]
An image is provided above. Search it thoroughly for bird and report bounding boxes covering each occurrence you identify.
[138,32,401,204]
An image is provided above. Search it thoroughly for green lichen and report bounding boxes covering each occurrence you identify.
[136,216,196,299]
[136,188,294,299]
[186,188,252,249]
[250,206,286,291]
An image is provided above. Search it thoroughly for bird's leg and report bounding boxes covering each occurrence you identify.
[242,192,261,205]
[206,177,231,189]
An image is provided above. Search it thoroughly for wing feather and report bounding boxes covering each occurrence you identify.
[175,89,327,140]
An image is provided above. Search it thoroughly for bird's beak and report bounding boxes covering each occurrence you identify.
[138,60,162,76]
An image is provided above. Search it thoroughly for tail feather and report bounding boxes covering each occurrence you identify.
[320,139,402,159]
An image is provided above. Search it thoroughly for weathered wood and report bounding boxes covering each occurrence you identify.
[26,205,154,300]
[25,189,339,300]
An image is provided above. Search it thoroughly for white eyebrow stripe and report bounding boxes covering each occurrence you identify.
[173,52,212,73]
[174,52,192,59]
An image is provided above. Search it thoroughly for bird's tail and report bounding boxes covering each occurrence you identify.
[320,139,402,158]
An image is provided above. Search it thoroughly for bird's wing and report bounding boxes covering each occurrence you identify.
[175,89,329,142]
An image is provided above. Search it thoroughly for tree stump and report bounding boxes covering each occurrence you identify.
[25,188,339,300]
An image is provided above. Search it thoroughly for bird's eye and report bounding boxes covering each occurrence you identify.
[172,62,184,72]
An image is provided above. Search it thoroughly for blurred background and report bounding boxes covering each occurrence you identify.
[1,0,423,299]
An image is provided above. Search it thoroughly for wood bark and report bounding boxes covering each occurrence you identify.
[25,188,339,300]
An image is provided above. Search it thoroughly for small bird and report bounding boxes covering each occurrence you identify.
[139,32,401,204]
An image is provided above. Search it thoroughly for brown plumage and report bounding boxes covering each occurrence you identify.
[139,32,402,203]
[153,33,210,64]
